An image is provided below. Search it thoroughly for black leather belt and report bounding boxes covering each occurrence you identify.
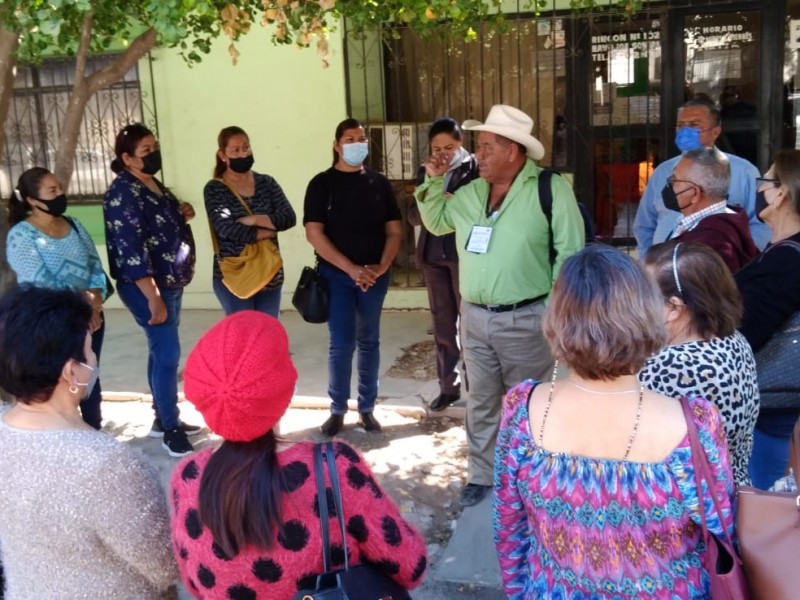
[470,295,546,313]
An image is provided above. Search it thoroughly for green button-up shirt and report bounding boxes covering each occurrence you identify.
[414,159,584,305]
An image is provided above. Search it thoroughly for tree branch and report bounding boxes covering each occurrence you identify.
[86,27,156,95]
[73,11,93,84]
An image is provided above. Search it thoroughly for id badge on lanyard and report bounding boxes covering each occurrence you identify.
[466,225,493,254]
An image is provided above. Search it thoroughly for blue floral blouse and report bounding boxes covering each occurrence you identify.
[103,170,195,289]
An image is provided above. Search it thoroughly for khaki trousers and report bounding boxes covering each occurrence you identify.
[460,300,554,486]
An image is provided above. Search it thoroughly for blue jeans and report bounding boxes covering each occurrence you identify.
[117,282,183,430]
[749,425,793,490]
[79,319,105,430]
[212,277,282,318]
[320,263,390,415]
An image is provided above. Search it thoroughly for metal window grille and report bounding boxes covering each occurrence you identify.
[1,53,157,201]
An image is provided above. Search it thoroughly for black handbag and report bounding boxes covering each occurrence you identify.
[293,443,412,600]
[292,265,328,324]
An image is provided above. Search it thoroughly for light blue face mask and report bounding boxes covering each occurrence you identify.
[342,142,369,166]
[675,127,704,152]
[73,361,99,400]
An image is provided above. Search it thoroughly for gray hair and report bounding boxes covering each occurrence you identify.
[682,147,730,201]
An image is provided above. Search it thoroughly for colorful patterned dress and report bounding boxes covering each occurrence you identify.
[493,380,735,599]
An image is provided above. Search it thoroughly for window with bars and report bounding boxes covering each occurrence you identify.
[1,54,149,201]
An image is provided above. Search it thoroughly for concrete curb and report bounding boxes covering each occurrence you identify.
[101,392,467,421]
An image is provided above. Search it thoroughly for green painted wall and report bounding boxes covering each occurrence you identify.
[77,27,425,310]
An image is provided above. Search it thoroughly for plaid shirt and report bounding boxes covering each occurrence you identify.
[672,201,730,238]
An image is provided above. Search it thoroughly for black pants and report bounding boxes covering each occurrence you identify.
[422,259,462,395]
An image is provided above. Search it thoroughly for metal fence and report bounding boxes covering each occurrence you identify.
[1,53,158,201]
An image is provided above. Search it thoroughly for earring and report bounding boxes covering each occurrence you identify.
[69,384,79,394]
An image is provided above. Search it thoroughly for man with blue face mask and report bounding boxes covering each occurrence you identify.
[633,98,769,258]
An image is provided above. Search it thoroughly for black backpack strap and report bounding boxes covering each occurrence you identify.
[313,443,332,572]
[538,169,557,268]
[324,441,351,570]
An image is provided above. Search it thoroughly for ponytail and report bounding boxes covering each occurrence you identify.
[8,167,50,226]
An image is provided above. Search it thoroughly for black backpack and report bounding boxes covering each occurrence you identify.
[538,169,596,267]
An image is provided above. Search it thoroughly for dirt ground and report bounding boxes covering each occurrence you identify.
[386,339,438,381]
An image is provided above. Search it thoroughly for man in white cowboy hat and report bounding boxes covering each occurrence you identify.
[415,104,584,507]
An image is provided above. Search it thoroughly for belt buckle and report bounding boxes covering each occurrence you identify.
[485,304,501,312]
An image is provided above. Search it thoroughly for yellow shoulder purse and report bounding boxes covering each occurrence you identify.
[209,179,283,299]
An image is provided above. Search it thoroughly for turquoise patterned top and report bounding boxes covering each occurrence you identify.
[6,219,107,296]
[493,380,735,600]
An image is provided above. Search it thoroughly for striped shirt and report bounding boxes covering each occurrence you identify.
[203,173,296,289]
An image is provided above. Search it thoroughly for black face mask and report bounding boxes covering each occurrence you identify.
[140,150,162,175]
[661,184,693,213]
[34,193,68,217]
[755,190,769,222]
[661,184,681,212]
[227,155,254,174]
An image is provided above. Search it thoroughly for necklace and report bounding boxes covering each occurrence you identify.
[540,361,645,461]
[570,380,640,395]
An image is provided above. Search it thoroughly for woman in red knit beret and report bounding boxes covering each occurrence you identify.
[169,311,427,599]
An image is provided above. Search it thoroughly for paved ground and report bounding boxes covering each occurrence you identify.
[99,308,505,599]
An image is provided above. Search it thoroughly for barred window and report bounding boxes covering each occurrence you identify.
[1,54,147,201]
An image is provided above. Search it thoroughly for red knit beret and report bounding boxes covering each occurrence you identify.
[184,311,297,442]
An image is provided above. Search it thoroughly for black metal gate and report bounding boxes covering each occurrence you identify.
[1,53,158,201]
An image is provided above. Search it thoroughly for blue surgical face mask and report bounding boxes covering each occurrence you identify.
[675,127,704,153]
[342,142,369,166]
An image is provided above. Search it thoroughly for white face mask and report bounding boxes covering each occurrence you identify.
[69,361,99,399]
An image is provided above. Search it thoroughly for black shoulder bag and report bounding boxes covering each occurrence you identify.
[293,176,331,323]
[293,442,412,600]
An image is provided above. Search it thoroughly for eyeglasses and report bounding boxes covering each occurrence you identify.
[756,177,781,187]
[666,176,701,194]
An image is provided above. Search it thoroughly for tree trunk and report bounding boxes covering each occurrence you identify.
[53,22,157,189]
[0,23,19,165]
[0,23,19,401]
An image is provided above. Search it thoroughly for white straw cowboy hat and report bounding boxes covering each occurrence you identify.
[462,104,545,160]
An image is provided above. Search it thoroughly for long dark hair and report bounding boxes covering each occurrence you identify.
[8,167,51,226]
[332,117,364,167]
[213,126,248,179]
[198,430,284,556]
[110,123,154,174]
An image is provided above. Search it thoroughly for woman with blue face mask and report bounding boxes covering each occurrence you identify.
[303,118,402,436]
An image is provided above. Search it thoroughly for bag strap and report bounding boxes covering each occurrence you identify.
[313,443,333,572]
[679,396,735,550]
[790,417,800,490]
[323,441,351,570]
[208,178,256,257]
[215,177,254,215]
[538,169,556,269]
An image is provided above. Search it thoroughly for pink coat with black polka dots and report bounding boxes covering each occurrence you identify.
[169,440,427,599]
